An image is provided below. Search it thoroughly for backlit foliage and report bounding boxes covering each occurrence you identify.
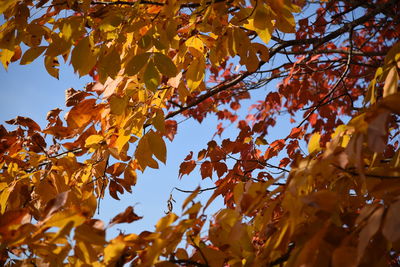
[1,0,400,266]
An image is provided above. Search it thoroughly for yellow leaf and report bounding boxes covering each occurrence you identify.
[20,46,46,65]
[186,57,205,91]
[144,60,160,92]
[383,66,399,97]
[0,0,17,14]
[85,135,104,148]
[116,128,132,154]
[75,222,106,246]
[104,237,126,265]
[186,36,204,56]
[364,67,383,105]
[154,53,178,77]
[135,136,159,170]
[44,209,85,229]
[125,53,151,76]
[0,48,14,70]
[0,186,13,214]
[308,132,321,154]
[152,110,165,132]
[109,95,128,115]
[44,55,59,79]
[147,130,167,163]
[256,28,272,45]
[156,213,178,231]
[71,37,97,77]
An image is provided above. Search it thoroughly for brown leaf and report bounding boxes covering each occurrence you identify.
[179,160,196,178]
[43,191,69,219]
[332,246,357,267]
[109,180,124,200]
[109,206,142,227]
[200,161,213,179]
[65,88,91,107]
[6,116,41,131]
[357,206,384,263]
[164,120,177,141]
[382,200,400,242]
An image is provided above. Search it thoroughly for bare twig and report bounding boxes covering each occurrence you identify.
[173,186,217,194]
[334,165,400,180]
[296,26,354,128]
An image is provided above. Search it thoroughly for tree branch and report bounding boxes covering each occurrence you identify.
[173,186,218,194]
[269,242,295,267]
[91,0,227,8]
[278,49,386,57]
[296,25,354,128]
[166,0,396,120]
[334,165,400,179]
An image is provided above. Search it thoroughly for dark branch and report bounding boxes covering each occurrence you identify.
[278,49,386,57]
[269,242,295,267]
[91,0,227,8]
[169,259,208,267]
[334,165,400,179]
[173,186,218,194]
[166,0,396,120]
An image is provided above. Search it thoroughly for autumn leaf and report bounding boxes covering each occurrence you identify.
[308,132,321,154]
[125,53,151,76]
[154,53,178,77]
[147,130,167,164]
[179,160,196,178]
[109,206,142,227]
[71,37,98,77]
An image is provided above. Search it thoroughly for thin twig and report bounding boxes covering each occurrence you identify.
[189,235,209,267]
[296,26,354,128]
[173,186,217,194]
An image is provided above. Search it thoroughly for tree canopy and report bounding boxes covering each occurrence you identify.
[1,0,400,266]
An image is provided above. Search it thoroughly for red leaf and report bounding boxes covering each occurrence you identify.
[214,162,227,178]
[309,113,318,126]
[287,127,303,139]
[200,161,213,179]
[164,120,177,141]
[279,157,290,168]
[179,160,196,178]
[184,151,193,161]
